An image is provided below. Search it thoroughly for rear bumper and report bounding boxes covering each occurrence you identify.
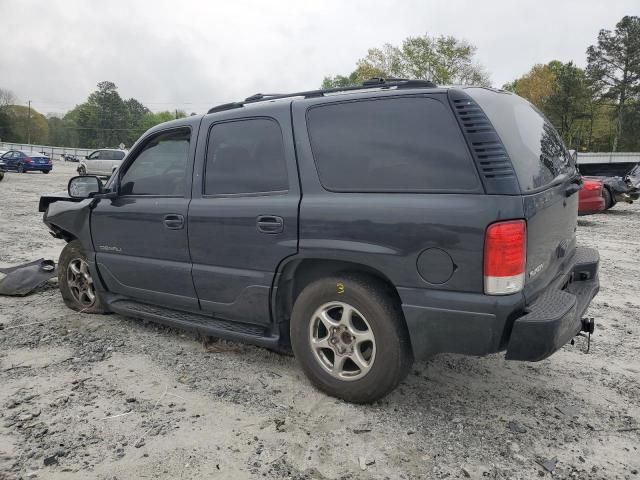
[26,164,52,171]
[505,247,599,361]
[400,246,599,361]
[578,197,605,216]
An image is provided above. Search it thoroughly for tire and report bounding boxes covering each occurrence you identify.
[602,188,613,210]
[17,163,25,173]
[58,240,107,314]
[78,166,86,175]
[42,170,50,174]
[290,275,412,403]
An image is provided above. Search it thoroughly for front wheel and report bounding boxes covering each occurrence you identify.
[77,166,86,175]
[58,240,107,313]
[290,275,412,403]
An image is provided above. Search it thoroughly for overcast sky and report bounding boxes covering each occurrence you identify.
[0,0,636,116]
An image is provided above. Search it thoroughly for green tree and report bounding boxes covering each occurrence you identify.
[322,33,490,88]
[0,87,16,141]
[545,61,592,149]
[503,64,556,109]
[124,98,150,146]
[586,15,640,151]
[3,105,49,144]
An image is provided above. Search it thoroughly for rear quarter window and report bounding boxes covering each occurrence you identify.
[466,88,576,192]
[306,96,480,192]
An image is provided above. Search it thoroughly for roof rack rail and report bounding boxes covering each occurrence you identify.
[206,78,437,114]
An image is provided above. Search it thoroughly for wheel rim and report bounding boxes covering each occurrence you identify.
[308,302,376,381]
[66,258,96,307]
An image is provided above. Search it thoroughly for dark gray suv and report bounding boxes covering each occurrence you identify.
[40,79,599,403]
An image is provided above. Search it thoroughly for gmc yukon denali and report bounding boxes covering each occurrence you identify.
[40,79,599,403]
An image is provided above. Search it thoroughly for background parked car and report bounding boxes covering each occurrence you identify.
[584,175,639,210]
[578,177,606,216]
[0,150,52,173]
[62,153,80,162]
[77,149,127,177]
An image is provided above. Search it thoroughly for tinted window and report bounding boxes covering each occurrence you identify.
[205,118,288,195]
[306,97,478,192]
[88,151,100,160]
[120,128,190,196]
[467,88,576,192]
[113,151,125,160]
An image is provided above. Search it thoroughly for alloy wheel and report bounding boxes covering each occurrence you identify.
[308,302,376,381]
[66,258,96,307]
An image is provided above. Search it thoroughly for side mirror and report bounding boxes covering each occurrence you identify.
[68,175,103,199]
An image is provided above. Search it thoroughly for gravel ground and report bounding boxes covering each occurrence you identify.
[0,162,638,480]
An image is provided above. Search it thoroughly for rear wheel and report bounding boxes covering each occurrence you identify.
[58,240,107,313]
[290,275,412,403]
[17,163,25,173]
[603,188,613,210]
[42,170,50,174]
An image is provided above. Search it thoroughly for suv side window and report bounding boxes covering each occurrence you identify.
[88,151,100,160]
[306,97,479,192]
[204,118,288,195]
[120,128,190,196]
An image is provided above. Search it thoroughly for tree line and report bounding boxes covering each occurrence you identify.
[323,15,639,152]
[1,15,638,152]
[0,81,189,149]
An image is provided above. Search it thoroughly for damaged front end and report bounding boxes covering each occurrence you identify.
[585,175,640,205]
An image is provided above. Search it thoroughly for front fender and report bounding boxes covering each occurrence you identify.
[43,198,94,251]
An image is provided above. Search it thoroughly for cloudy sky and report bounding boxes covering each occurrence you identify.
[0,0,636,116]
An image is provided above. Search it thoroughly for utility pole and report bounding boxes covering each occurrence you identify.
[175,108,178,120]
[27,100,31,145]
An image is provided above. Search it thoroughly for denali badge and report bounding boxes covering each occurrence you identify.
[529,263,544,278]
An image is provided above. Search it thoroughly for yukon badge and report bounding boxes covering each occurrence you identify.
[99,245,122,253]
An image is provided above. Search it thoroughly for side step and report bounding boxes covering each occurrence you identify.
[109,299,280,350]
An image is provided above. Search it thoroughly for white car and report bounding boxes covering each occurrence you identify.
[78,149,127,177]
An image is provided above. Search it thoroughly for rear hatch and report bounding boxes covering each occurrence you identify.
[467,88,580,302]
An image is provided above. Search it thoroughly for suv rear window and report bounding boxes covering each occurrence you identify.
[306,97,479,192]
[466,88,577,192]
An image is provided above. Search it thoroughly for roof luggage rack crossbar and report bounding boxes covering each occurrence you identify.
[207,78,437,114]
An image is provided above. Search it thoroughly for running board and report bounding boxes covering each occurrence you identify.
[108,299,280,349]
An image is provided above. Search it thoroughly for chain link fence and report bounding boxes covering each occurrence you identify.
[0,142,94,161]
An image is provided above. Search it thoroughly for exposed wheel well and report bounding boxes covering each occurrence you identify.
[48,225,77,243]
[274,258,404,349]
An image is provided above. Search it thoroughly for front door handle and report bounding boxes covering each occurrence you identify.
[163,214,184,230]
[256,215,284,234]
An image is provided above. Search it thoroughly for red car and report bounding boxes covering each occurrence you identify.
[579,178,605,216]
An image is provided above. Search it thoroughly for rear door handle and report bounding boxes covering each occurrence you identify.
[163,214,184,230]
[256,215,284,234]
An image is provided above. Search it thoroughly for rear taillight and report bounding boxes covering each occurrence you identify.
[584,181,601,192]
[484,220,527,295]
[24,156,33,164]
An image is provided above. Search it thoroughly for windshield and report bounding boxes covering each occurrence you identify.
[466,88,577,192]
